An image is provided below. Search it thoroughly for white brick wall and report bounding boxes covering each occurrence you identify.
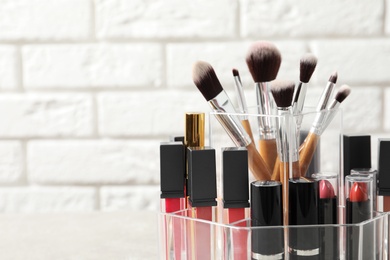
[0,0,388,212]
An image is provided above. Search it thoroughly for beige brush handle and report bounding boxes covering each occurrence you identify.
[272,156,281,181]
[299,132,320,177]
[258,139,277,171]
[241,119,254,144]
[280,160,300,226]
[246,142,272,181]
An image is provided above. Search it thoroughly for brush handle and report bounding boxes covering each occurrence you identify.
[279,161,299,226]
[246,142,271,181]
[272,156,281,181]
[241,119,254,144]
[299,132,320,177]
[259,139,277,172]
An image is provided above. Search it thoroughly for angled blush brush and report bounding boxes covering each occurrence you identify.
[246,41,282,171]
[193,61,271,180]
[232,68,254,143]
[300,85,351,176]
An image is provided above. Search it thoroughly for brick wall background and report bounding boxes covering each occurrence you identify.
[0,0,388,212]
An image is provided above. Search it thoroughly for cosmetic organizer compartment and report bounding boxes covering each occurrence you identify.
[159,110,390,259]
[158,209,388,259]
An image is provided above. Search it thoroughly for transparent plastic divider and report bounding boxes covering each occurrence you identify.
[158,210,388,259]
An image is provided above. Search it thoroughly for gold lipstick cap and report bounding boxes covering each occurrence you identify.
[185,112,205,148]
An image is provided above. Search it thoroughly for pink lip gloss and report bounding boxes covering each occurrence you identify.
[160,141,186,259]
[222,147,249,260]
[187,146,217,260]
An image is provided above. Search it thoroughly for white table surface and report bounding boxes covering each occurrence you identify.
[0,211,159,260]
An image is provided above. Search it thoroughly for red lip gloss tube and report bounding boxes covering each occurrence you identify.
[222,147,250,259]
[160,141,186,259]
[345,174,374,260]
[187,146,217,260]
[312,172,339,259]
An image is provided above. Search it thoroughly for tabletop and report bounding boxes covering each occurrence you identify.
[0,211,159,260]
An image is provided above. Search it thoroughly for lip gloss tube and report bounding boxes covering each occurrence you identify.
[251,180,284,260]
[288,177,320,259]
[160,141,186,259]
[312,172,338,260]
[187,146,217,260]
[222,147,250,259]
[345,174,374,260]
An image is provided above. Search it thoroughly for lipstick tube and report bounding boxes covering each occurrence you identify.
[312,172,339,259]
[187,146,217,260]
[288,177,320,259]
[222,147,250,259]
[250,180,284,260]
[345,174,374,260]
[351,168,377,211]
[160,142,186,259]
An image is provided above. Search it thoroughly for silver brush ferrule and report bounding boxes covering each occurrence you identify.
[255,82,276,139]
[316,82,335,111]
[209,91,251,147]
[310,110,330,135]
[276,108,299,162]
[233,76,248,119]
[295,82,307,114]
[321,102,340,131]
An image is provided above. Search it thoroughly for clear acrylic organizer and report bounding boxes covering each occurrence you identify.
[159,109,390,259]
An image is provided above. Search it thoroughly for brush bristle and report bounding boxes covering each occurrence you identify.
[335,84,351,103]
[300,53,317,83]
[232,68,239,77]
[270,80,295,108]
[329,71,338,84]
[192,61,223,101]
[246,41,282,82]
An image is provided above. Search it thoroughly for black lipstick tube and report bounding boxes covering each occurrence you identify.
[288,177,319,259]
[345,174,375,260]
[251,180,284,260]
[312,172,339,260]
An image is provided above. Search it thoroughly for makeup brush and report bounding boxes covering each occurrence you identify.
[300,85,351,176]
[246,41,282,171]
[192,61,271,180]
[292,53,318,114]
[270,80,299,226]
[316,71,338,111]
[232,68,254,143]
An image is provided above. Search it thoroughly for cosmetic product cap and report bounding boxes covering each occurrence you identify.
[289,177,319,225]
[250,180,283,226]
[187,146,217,207]
[160,142,185,198]
[343,134,371,177]
[222,147,250,208]
[185,112,205,147]
[378,139,390,196]
[345,174,373,201]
